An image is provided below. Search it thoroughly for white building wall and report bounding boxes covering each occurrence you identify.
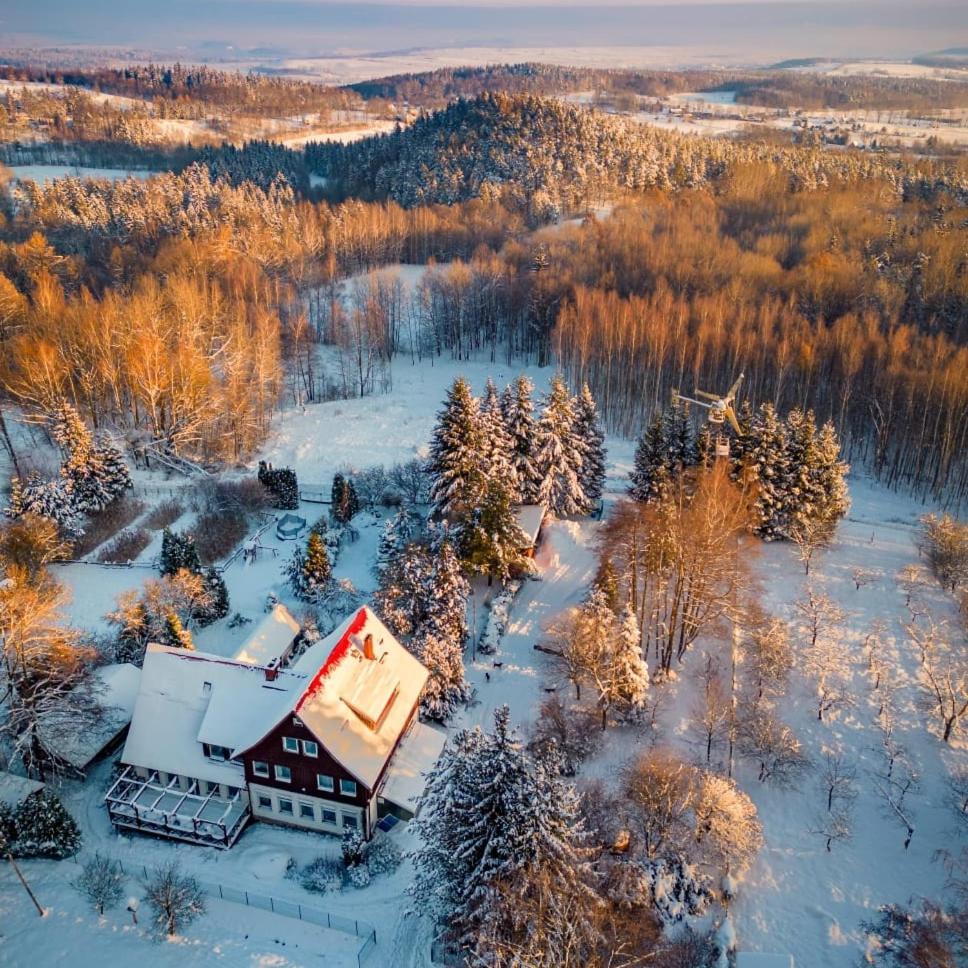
[248,782,363,834]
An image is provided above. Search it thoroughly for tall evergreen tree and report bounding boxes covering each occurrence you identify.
[413,630,471,722]
[535,375,586,517]
[5,475,81,538]
[747,403,790,540]
[784,408,826,536]
[428,377,487,521]
[612,604,650,721]
[286,530,332,602]
[160,529,200,577]
[198,567,230,625]
[813,420,851,527]
[573,382,607,508]
[161,612,194,650]
[502,376,541,504]
[630,412,669,503]
[480,377,517,499]
[412,705,590,953]
[425,540,470,646]
[457,477,531,583]
[330,473,359,524]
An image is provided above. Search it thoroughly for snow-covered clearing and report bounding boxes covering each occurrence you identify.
[8,165,157,185]
[4,349,962,968]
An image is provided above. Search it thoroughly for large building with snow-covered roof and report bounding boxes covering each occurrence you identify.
[105,605,446,848]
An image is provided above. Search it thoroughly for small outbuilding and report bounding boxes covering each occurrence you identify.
[233,603,302,668]
[514,505,546,557]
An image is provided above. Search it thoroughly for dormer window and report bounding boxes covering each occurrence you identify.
[203,743,230,761]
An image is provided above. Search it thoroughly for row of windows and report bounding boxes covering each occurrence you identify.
[255,792,358,829]
[282,736,317,758]
[250,759,357,797]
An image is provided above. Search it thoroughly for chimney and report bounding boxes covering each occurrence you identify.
[363,634,375,661]
[265,660,279,682]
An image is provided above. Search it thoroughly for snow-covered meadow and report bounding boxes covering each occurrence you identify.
[1,347,963,968]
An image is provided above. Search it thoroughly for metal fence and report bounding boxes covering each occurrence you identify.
[75,854,378,966]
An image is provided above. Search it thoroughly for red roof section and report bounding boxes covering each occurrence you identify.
[295,607,368,714]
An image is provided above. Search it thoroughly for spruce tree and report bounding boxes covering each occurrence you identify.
[11,790,82,859]
[502,376,541,504]
[661,400,696,473]
[573,382,607,508]
[414,630,471,722]
[162,612,194,650]
[197,567,230,626]
[747,403,790,540]
[160,528,200,577]
[813,420,851,527]
[302,530,332,598]
[428,377,487,521]
[374,541,434,638]
[784,408,826,537]
[457,477,530,583]
[630,412,669,503]
[412,705,589,952]
[330,473,359,523]
[535,375,586,517]
[594,557,620,613]
[612,604,650,721]
[480,377,517,499]
[377,507,419,572]
[6,475,81,538]
[425,540,470,646]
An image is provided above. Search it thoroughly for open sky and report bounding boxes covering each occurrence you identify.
[1,1,965,67]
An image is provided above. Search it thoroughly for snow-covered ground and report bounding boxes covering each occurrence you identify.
[8,165,156,185]
[3,350,963,968]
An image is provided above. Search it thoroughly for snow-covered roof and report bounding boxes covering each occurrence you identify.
[0,771,44,809]
[514,504,545,545]
[236,606,430,790]
[37,663,141,771]
[232,604,301,666]
[122,645,291,787]
[379,721,447,813]
[122,607,429,794]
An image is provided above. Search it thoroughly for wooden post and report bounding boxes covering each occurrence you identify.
[6,850,44,917]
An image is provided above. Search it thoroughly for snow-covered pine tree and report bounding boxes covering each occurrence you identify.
[457,477,531,583]
[629,412,669,503]
[330,473,359,523]
[373,541,434,638]
[376,507,419,572]
[5,475,82,538]
[411,705,589,953]
[160,528,200,577]
[49,401,130,514]
[657,400,697,481]
[428,377,487,521]
[413,630,471,722]
[259,461,299,510]
[747,402,790,540]
[784,408,826,539]
[161,612,194,650]
[424,540,470,646]
[302,530,332,599]
[480,377,518,499]
[813,419,850,527]
[10,790,82,859]
[573,382,607,509]
[728,399,756,482]
[594,557,620,612]
[502,376,541,504]
[197,567,229,626]
[612,604,649,721]
[535,375,587,517]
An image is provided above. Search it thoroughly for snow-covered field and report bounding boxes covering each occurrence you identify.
[2,350,962,968]
[8,165,156,185]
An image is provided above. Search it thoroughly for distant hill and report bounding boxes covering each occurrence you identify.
[914,48,968,69]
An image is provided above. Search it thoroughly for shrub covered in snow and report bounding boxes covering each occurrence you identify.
[258,461,299,510]
[1,789,82,859]
[478,580,521,655]
[299,855,344,895]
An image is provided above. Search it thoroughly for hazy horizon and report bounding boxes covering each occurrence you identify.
[2,0,966,70]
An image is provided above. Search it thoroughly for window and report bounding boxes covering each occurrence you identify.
[275,765,292,783]
[302,739,318,758]
[205,744,230,761]
[321,808,337,825]
[278,798,293,816]
[258,795,272,810]
[282,737,299,754]
[317,774,334,793]
[299,803,315,820]
[340,779,357,798]
[252,761,269,778]
[342,813,358,829]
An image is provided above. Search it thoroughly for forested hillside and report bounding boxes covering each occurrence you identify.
[308,93,968,214]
